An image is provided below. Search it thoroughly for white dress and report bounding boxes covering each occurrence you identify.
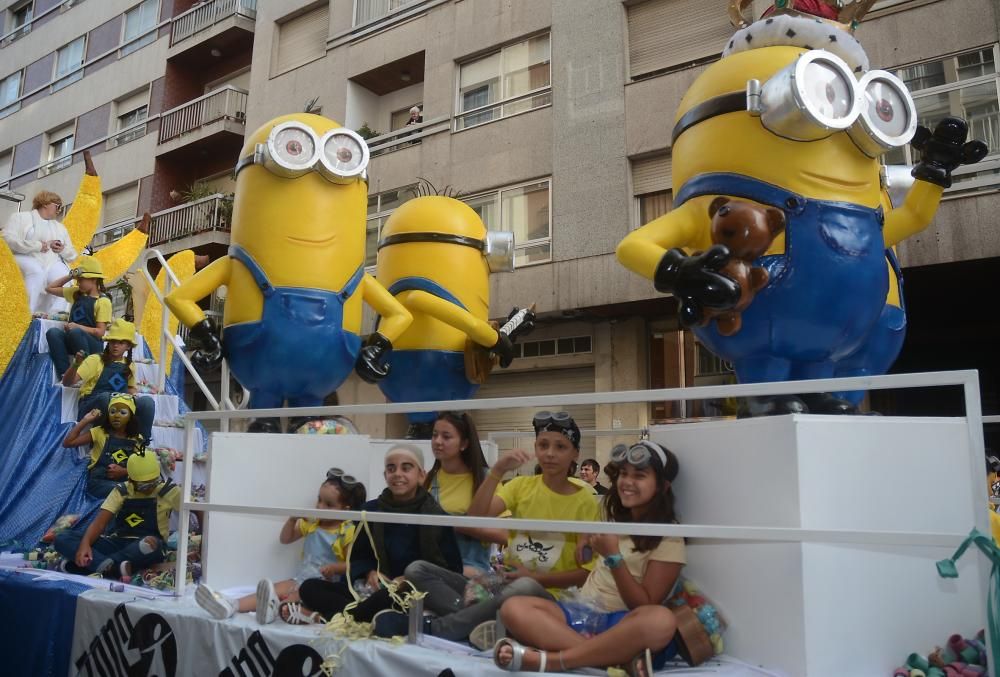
[3,210,76,314]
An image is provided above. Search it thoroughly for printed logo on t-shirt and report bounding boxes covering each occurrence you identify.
[125,513,144,528]
[510,531,563,572]
[108,373,128,392]
[112,449,128,463]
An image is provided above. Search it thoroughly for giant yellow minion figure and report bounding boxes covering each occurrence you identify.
[374,195,530,437]
[165,114,412,432]
[616,0,987,416]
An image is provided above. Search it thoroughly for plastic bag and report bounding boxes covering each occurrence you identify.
[41,514,80,543]
[463,570,508,606]
[557,588,613,637]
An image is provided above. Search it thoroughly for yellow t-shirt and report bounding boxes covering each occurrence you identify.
[86,427,140,469]
[297,519,356,561]
[101,481,181,540]
[62,288,112,323]
[76,354,137,397]
[581,535,686,612]
[496,475,600,581]
[437,469,475,515]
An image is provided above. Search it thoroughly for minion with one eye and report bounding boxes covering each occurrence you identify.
[374,196,532,437]
[165,114,412,432]
[617,0,987,417]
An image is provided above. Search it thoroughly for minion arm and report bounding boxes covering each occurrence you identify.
[404,290,499,347]
[883,180,944,248]
[359,274,413,342]
[616,200,705,279]
[164,256,231,328]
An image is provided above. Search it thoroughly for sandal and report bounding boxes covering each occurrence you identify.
[493,638,547,672]
[625,648,653,677]
[279,600,325,625]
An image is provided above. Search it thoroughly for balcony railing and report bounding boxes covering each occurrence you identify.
[366,116,449,157]
[148,193,232,246]
[159,86,248,143]
[171,0,257,46]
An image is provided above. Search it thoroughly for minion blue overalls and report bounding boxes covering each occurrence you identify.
[86,434,140,499]
[45,293,104,376]
[678,173,889,384]
[376,277,480,424]
[222,245,364,409]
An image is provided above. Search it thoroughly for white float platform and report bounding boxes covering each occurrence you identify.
[650,415,987,677]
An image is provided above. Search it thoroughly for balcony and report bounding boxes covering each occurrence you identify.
[156,85,247,158]
[147,193,233,255]
[367,116,448,157]
[168,0,256,63]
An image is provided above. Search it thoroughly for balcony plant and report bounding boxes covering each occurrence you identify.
[180,180,234,229]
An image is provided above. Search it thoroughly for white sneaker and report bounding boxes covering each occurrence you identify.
[255,578,279,625]
[469,619,497,651]
[195,583,236,620]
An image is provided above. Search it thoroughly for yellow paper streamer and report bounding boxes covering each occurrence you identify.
[92,229,149,282]
[141,250,196,377]
[0,240,32,379]
[64,174,102,253]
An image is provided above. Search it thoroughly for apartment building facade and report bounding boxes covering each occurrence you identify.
[1,0,997,461]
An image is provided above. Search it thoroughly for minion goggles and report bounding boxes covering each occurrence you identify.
[327,467,360,488]
[377,230,515,273]
[671,50,917,158]
[610,441,668,469]
[235,122,370,183]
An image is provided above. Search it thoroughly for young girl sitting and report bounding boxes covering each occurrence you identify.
[195,469,366,624]
[372,411,600,645]
[63,393,144,499]
[494,440,684,677]
[424,411,507,576]
[44,255,110,379]
[54,449,179,580]
[286,444,463,625]
[62,318,155,444]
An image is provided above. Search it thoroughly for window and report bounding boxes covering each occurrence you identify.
[8,1,32,40]
[121,0,158,56]
[632,154,673,228]
[43,124,75,175]
[509,335,591,360]
[53,36,86,89]
[627,0,731,80]
[463,179,551,266]
[456,34,551,131]
[272,5,329,76]
[0,71,20,118]
[889,46,1000,195]
[354,0,417,27]
[365,185,417,267]
[0,151,12,185]
[102,184,138,226]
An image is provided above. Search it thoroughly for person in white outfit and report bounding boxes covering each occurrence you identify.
[3,190,77,315]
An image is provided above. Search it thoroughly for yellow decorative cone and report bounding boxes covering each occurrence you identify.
[64,174,102,252]
[0,240,32,380]
[141,250,196,377]
[93,228,149,282]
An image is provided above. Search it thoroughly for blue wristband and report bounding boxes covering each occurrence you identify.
[604,553,624,569]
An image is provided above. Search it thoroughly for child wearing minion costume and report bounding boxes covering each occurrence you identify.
[165,114,413,433]
[63,393,144,499]
[55,449,179,579]
[63,318,155,443]
[616,0,988,417]
[43,255,110,379]
[374,196,533,438]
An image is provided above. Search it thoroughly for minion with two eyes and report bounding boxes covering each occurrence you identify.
[617,0,987,416]
[165,113,412,432]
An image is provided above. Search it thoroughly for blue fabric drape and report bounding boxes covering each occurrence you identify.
[0,321,100,544]
[0,568,89,677]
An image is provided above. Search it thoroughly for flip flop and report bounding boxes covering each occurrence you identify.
[492,638,547,672]
[279,600,325,625]
[625,648,654,677]
[255,578,279,625]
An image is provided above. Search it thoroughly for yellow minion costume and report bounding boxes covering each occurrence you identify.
[85,393,143,499]
[45,255,111,377]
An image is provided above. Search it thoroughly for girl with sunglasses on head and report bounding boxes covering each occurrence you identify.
[44,255,110,379]
[63,393,144,499]
[493,440,684,676]
[370,412,600,646]
[195,469,366,624]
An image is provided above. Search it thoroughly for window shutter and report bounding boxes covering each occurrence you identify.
[0,151,11,182]
[627,0,733,78]
[273,5,329,76]
[102,184,138,226]
[631,154,672,195]
[116,89,149,117]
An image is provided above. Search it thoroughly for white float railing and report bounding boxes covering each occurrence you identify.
[174,369,990,602]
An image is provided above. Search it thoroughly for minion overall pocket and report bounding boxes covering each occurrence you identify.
[677,173,888,377]
[223,245,363,405]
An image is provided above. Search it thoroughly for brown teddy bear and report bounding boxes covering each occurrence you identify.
[704,197,786,336]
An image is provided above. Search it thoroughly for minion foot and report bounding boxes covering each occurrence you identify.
[247,417,281,433]
[799,392,858,415]
[737,395,808,418]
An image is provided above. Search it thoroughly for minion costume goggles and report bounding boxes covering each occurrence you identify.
[671,50,917,157]
[532,410,581,448]
[235,121,370,183]
[378,230,515,274]
[326,467,360,489]
[610,441,668,469]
